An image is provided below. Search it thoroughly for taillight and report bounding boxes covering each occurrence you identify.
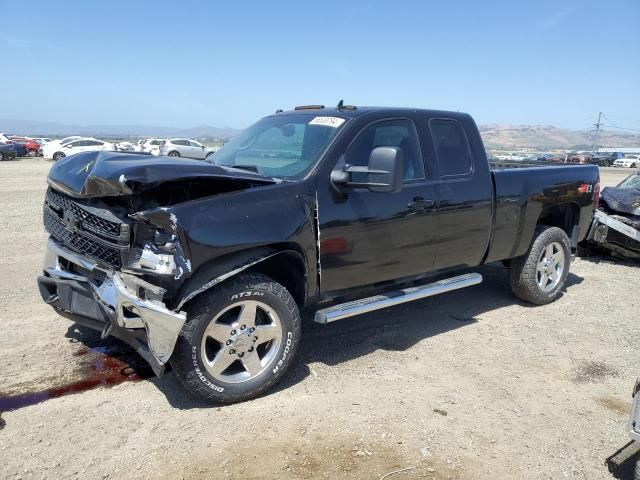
[593,176,600,208]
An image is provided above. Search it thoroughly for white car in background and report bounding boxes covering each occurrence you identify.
[136,138,166,153]
[45,138,114,161]
[155,138,218,160]
[42,137,82,158]
[613,155,640,168]
[42,136,83,155]
[115,141,135,152]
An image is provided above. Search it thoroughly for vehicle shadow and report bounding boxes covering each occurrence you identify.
[298,264,582,367]
[153,264,584,409]
[577,251,640,267]
[606,440,640,479]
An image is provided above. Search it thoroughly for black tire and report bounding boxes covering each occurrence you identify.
[171,273,301,403]
[510,226,571,305]
[0,152,4,161]
[53,152,65,161]
[168,151,180,157]
[603,159,610,167]
[631,163,637,169]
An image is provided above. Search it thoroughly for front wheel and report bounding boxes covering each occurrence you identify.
[0,152,4,161]
[168,151,180,157]
[52,152,66,161]
[510,226,571,305]
[171,273,301,403]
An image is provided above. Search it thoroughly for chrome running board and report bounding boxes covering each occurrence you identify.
[314,273,482,324]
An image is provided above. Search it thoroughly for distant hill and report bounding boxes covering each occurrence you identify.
[479,124,640,151]
[0,119,240,140]
[2,118,639,150]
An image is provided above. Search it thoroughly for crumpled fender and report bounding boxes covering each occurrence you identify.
[172,247,306,311]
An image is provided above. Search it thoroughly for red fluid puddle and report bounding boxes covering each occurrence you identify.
[0,346,150,413]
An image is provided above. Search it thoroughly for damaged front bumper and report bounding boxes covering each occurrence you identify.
[37,239,186,374]
[586,210,640,260]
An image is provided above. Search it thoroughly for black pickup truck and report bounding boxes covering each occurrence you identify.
[38,105,600,403]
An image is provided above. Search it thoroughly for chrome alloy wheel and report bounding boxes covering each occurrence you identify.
[200,300,283,383]
[536,242,565,292]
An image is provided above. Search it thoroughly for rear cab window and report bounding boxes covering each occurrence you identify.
[429,118,473,178]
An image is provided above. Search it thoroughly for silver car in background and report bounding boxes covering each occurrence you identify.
[154,138,219,160]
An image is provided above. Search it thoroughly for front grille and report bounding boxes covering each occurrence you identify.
[44,188,130,268]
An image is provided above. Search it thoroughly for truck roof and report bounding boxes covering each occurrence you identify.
[271,105,471,120]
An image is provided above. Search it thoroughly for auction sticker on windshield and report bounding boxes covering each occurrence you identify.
[309,116,346,128]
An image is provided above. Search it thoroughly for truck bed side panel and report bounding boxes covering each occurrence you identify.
[485,165,598,263]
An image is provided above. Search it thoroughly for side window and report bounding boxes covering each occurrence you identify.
[189,140,201,147]
[71,140,86,147]
[345,119,424,181]
[429,119,472,177]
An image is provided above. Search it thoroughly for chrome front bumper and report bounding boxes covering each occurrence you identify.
[39,238,186,365]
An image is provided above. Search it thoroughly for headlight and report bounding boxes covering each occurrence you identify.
[139,245,176,275]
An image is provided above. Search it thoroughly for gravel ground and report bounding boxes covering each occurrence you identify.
[0,158,637,480]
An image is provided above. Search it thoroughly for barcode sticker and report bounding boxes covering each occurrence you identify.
[309,116,346,128]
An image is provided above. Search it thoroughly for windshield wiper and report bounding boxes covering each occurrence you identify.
[230,165,260,173]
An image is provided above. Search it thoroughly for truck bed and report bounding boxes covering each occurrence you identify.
[484,163,599,264]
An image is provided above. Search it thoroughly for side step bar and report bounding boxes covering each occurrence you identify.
[314,273,483,324]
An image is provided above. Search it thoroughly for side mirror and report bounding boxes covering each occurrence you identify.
[330,146,403,193]
[367,146,403,193]
[202,145,205,150]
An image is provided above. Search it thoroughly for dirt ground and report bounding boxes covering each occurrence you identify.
[0,159,638,480]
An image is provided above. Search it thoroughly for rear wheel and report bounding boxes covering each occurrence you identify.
[0,152,4,161]
[171,273,301,403]
[510,226,571,305]
[168,151,180,157]
[603,159,611,167]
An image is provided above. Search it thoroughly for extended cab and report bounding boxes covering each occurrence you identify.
[37,105,600,403]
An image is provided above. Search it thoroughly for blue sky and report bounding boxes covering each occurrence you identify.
[0,0,638,130]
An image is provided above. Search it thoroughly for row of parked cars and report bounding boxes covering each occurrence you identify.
[0,133,52,159]
[0,134,221,161]
[493,151,639,168]
[115,138,220,159]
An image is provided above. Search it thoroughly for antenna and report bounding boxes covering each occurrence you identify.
[337,99,344,110]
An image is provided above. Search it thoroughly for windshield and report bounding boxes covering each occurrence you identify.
[209,114,346,179]
[618,173,640,189]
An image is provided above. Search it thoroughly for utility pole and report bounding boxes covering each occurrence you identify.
[592,112,603,151]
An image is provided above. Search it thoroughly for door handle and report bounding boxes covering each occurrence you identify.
[407,197,435,212]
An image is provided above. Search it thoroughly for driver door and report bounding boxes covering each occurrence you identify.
[317,118,439,293]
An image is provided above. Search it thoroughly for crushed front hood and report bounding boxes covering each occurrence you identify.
[601,187,640,216]
[48,151,275,198]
